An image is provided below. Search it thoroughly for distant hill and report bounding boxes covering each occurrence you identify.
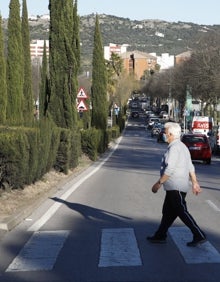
[2,13,220,70]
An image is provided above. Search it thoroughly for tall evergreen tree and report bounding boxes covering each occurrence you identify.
[0,15,7,125]
[73,0,80,73]
[6,0,24,125]
[22,0,34,126]
[91,15,108,130]
[71,0,80,124]
[48,0,77,129]
[39,41,49,119]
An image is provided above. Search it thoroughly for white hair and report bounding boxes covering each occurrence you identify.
[164,122,181,138]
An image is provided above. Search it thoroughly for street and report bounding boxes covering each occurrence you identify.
[0,117,220,282]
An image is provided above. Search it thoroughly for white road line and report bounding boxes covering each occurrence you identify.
[6,230,70,272]
[98,228,142,267]
[28,137,122,232]
[206,200,220,212]
[169,226,220,264]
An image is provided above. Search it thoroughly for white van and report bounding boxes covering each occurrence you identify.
[192,116,215,151]
[192,116,214,136]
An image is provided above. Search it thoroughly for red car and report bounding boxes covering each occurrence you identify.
[181,133,212,164]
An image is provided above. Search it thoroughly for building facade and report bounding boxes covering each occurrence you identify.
[120,50,157,80]
[30,40,49,61]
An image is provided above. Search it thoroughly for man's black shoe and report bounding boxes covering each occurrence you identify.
[146,236,166,244]
[186,238,207,247]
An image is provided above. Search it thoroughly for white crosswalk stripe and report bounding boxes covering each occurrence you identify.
[169,227,220,264]
[98,228,142,267]
[6,230,70,272]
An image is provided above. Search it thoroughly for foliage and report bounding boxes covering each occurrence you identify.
[141,31,220,121]
[39,41,49,119]
[81,128,102,161]
[22,0,34,126]
[0,121,60,189]
[6,0,24,125]
[0,16,7,124]
[91,15,108,130]
[48,0,76,129]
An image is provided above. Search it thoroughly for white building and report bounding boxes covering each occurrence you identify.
[104,43,128,60]
[150,52,174,70]
[30,40,49,60]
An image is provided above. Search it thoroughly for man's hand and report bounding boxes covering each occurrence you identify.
[192,182,202,195]
[151,182,161,193]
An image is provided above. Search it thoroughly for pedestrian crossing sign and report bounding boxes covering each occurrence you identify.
[77,87,88,99]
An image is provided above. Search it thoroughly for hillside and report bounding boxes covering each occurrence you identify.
[2,13,220,70]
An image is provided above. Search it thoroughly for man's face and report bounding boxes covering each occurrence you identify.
[165,128,173,143]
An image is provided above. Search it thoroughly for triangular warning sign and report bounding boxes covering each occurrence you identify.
[77,100,87,111]
[77,87,88,99]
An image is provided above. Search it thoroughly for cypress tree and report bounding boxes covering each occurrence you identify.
[91,15,108,130]
[0,15,7,124]
[22,0,34,126]
[6,0,24,125]
[48,0,76,129]
[73,0,80,74]
[39,41,49,119]
[71,0,80,125]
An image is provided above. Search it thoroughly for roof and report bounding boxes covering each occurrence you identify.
[175,50,192,58]
[120,50,157,59]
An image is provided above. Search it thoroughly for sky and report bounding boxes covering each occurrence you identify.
[0,0,220,25]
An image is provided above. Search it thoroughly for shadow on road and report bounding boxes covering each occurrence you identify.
[50,197,132,222]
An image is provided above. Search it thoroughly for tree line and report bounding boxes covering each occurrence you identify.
[0,0,127,191]
[141,31,220,122]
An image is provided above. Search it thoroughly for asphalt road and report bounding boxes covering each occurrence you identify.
[0,116,220,282]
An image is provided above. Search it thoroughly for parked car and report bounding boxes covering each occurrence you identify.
[131,111,139,118]
[157,127,166,143]
[147,117,160,129]
[151,123,163,137]
[159,111,169,119]
[181,133,212,164]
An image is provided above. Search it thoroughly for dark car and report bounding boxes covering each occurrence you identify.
[151,123,163,137]
[146,117,160,129]
[181,133,212,164]
[131,111,139,118]
[157,127,166,142]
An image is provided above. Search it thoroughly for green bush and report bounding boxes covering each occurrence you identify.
[0,121,60,189]
[54,127,81,174]
[69,130,81,169]
[0,129,29,188]
[0,119,121,190]
[81,128,101,161]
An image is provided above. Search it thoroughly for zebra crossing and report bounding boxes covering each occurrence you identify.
[5,226,220,272]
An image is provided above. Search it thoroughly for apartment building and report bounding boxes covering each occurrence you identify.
[30,39,49,61]
[104,43,128,60]
[120,50,157,80]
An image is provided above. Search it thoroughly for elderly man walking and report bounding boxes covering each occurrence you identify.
[147,122,207,247]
